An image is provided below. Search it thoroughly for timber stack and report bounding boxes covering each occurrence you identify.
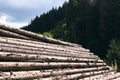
[0,23,120,80]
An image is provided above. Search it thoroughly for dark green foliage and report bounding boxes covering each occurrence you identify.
[21,0,120,59]
[107,39,120,71]
[51,22,69,41]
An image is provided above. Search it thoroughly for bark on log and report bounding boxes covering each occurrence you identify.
[0,67,109,80]
[0,29,30,40]
[39,70,111,80]
[0,46,98,59]
[0,42,92,56]
[0,43,96,60]
[0,62,106,71]
[0,37,90,53]
[0,52,103,63]
[0,24,80,47]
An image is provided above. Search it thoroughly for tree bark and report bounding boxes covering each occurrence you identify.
[39,70,111,80]
[0,29,30,40]
[0,62,106,71]
[0,46,98,59]
[0,42,92,56]
[0,36,90,53]
[0,52,103,63]
[0,42,97,59]
[0,24,80,47]
[0,67,109,80]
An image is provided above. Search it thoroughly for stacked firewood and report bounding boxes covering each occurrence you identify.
[0,24,120,80]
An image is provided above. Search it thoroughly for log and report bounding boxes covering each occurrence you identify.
[0,67,109,80]
[0,43,96,60]
[0,24,80,47]
[0,29,30,40]
[39,70,111,80]
[0,52,103,63]
[0,46,98,59]
[0,42,92,56]
[0,62,106,71]
[0,37,90,53]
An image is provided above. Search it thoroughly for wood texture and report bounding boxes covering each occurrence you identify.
[0,24,119,80]
[0,67,109,80]
[0,24,80,47]
[0,62,106,71]
[0,52,103,63]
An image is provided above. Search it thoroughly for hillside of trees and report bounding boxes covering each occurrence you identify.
[22,0,120,60]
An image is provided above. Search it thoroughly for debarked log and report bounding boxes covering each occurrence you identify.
[0,67,109,80]
[0,37,90,53]
[0,52,103,63]
[0,42,92,56]
[0,29,30,40]
[0,46,98,59]
[0,37,92,54]
[0,24,80,47]
[0,62,106,71]
[39,70,112,80]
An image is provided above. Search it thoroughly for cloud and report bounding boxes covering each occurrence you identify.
[5,22,28,28]
[0,14,28,28]
[0,0,68,9]
[0,0,68,28]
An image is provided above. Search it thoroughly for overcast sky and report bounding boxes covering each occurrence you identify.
[0,0,68,28]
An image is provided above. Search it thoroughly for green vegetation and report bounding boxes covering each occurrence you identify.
[107,39,120,71]
[21,0,120,67]
[42,32,53,38]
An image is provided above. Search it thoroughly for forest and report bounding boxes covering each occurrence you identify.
[22,0,120,71]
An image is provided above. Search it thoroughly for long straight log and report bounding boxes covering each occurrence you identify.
[0,67,109,80]
[39,70,111,80]
[0,24,80,47]
[58,71,109,80]
[0,46,98,59]
[0,29,30,40]
[0,37,90,54]
[0,43,96,59]
[0,62,106,71]
[0,42,92,56]
[1,43,98,58]
[0,52,103,63]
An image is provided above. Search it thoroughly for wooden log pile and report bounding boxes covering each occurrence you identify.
[0,24,120,80]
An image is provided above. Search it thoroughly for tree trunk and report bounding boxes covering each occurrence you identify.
[0,29,30,40]
[0,62,106,71]
[0,24,80,47]
[0,52,103,63]
[0,67,109,80]
[0,36,90,53]
[0,42,92,56]
[39,70,112,80]
[0,46,98,59]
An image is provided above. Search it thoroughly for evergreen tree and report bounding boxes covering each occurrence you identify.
[22,0,120,59]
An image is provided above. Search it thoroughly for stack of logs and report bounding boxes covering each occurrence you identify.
[0,24,120,80]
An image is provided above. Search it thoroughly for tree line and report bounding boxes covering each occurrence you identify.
[22,0,120,70]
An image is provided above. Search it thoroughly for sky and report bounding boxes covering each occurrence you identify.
[0,0,68,28]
